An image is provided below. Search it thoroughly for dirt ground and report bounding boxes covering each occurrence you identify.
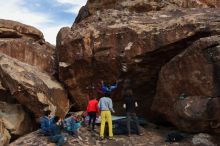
[10,121,220,146]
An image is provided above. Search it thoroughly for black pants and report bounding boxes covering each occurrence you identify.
[88,112,96,130]
[126,112,141,135]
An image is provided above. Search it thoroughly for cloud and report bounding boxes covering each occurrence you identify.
[56,0,87,14]
[0,0,87,45]
[0,0,52,27]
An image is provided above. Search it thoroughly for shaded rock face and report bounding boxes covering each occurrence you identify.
[174,96,220,133]
[0,53,69,118]
[57,0,220,122]
[0,102,33,139]
[152,36,220,132]
[0,102,36,145]
[0,19,56,75]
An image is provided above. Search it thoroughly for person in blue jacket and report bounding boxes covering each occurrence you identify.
[39,110,53,135]
[101,80,118,94]
[63,113,81,137]
[49,116,65,146]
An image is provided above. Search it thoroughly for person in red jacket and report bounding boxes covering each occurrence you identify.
[86,96,99,131]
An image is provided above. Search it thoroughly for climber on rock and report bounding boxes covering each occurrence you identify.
[101,80,118,94]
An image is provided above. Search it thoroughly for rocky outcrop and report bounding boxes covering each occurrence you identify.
[0,19,56,75]
[57,0,220,118]
[0,120,11,146]
[152,36,220,132]
[0,19,43,39]
[0,53,69,118]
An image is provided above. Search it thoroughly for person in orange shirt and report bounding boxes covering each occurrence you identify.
[86,96,99,131]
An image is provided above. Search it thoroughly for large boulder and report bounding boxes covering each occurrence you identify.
[0,102,33,138]
[0,19,56,75]
[0,19,43,39]
[57,0,220,117]
[0,53,69,118]
[84,0,220,17]
[152,36,220,132]
[75,0,220,24]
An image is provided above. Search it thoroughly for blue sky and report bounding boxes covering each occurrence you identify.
[0,0,87,44]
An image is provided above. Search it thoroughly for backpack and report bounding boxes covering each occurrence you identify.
[165,132,184,142]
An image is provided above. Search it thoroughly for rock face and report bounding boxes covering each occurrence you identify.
[0,120,11,146]
[174,96,220,133]
[0,53,69,118]
[152,36,220,132]
[0,19,56,75]
[57,0,220,123]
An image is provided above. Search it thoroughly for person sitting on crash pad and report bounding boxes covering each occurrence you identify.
[39,110,54,135]
[49,116,65,146]
[63,113,81,137]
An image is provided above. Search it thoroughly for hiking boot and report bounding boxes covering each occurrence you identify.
[138,133,144,136]
[99,137,104,141]
[87,126,91,131]
[91,129,96,132]
[108,137,114,140]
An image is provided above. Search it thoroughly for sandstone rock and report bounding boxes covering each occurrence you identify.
[152,36,220,132]
[0,102,33,136]
[0,53,69,118]
[0,19,56,75]
[57,3,220,116]
[0,120,11,146]
[0,19,43,40]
